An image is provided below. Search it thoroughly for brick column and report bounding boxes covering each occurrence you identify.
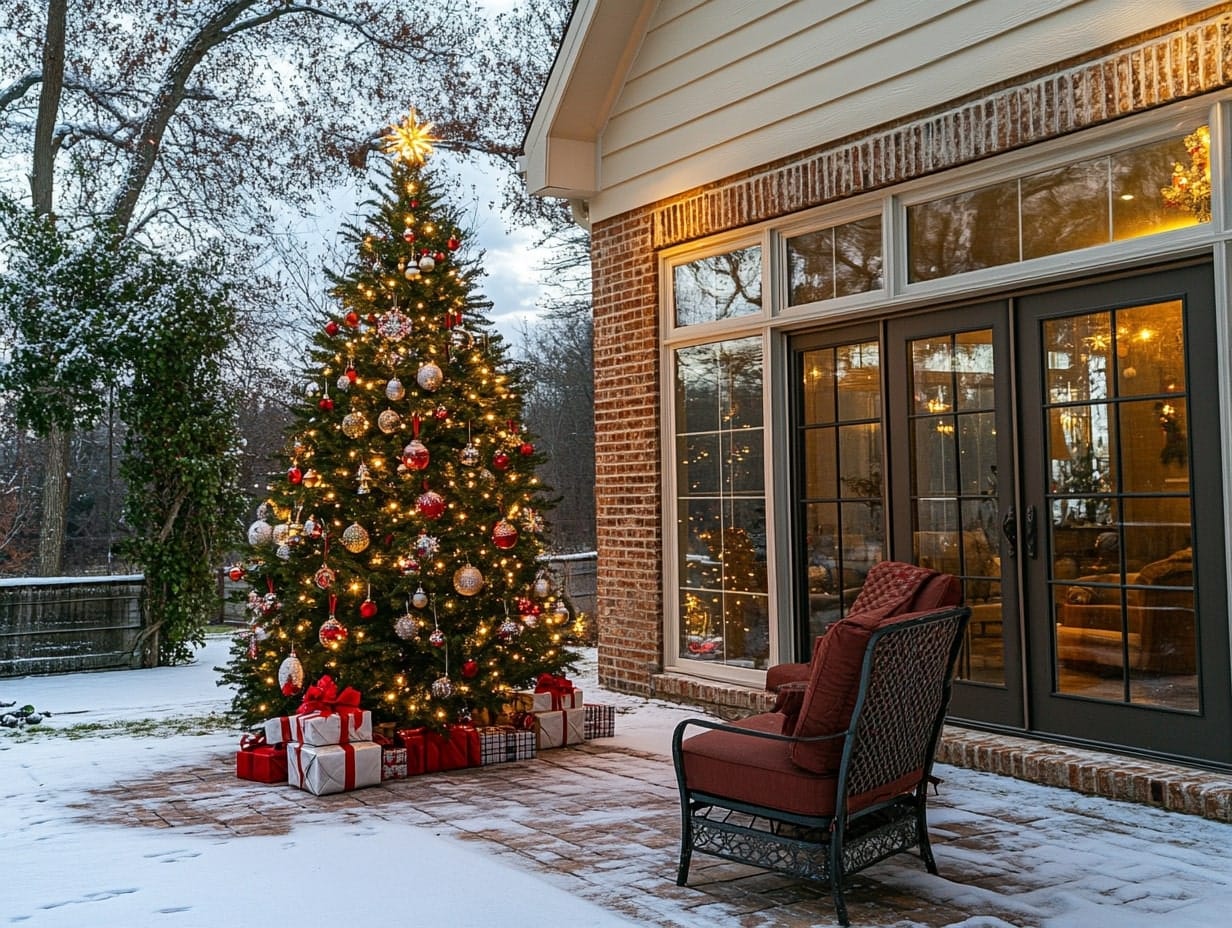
[589,210,662,695]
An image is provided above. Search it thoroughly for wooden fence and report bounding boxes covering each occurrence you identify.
[0,575,148,677]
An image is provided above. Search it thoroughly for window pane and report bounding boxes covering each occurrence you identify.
[801,349,837,424]
[907,180,1019,281]
[673,246,762,326]
[834,216,884,297]
[674,337,767,670]
[1022,157,1110,259]
[786,228,834,305]
[1116,128,1208,238]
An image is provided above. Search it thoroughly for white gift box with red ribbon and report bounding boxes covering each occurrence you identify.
[287,740,381,795]
[264,709,372,747]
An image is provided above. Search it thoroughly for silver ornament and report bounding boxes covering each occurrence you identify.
[498,618,520,640]
[386,378,405,401]
[276,543,292,560]
[431,675,454,698]
[336,374,351,391]
[247,519,274,546]
[459,443,480,466]
[416,363,443,392]
[278,649,304,692]
[394,614,419,640]
[412,586,429,609]
[418,254,436,272]
[378,409,402,433]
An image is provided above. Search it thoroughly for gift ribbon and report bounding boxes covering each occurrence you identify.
[534,672,576,710]
[291,743,358,792]
[240,731,267,751]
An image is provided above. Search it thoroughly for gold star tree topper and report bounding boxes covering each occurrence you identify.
[382,109,437,165]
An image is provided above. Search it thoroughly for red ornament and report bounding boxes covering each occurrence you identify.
[417,490,446,519]
[410,199,419,208]
[492,519,518,549]
[359,599,378,619]
[402,228,415,242]
[433,405,448,421]
[344,310,360,327]
[227,564,245,581]
[402,440,430,470]
[519,441,535,456]
[492,451,511,471]
[345,367,358,383]
[287,466,303,485]
[461,658,479,679]
[447,235,460,250]
[434,251,446,262]
[318,396,334,411]
[324,320,339,336]
[318,617,348,645]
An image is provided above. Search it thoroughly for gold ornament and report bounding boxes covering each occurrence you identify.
[341,412,369,439]
[341,522,371,553]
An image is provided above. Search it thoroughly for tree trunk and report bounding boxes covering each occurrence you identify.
[30,0,67,213]
[37,425,70,577]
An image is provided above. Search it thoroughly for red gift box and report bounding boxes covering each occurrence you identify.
[236,741,287,783]
[396,727,428,776]
[398,724,480,772]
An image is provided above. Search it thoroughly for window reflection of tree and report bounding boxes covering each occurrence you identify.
[908,182,1018,281]
[788,217,883,305]
[673,247,762,325]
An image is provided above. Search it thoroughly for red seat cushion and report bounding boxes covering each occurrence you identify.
[681,712,922,817]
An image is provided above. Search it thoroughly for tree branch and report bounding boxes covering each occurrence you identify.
[0,72,42,113]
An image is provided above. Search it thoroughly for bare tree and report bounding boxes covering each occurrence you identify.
[0,0,519,575]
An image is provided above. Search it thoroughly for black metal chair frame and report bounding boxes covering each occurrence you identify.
[671,606,970,926]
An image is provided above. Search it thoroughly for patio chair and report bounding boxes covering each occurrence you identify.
[765,560,963,693]
[671,604,971,927]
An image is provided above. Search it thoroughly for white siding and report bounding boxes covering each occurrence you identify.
[584,0,1216,222]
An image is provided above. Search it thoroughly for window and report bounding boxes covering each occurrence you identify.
[786,216,883,306]
[672,246,762,326]
[908,125,1209,282]
[674,337,768,669]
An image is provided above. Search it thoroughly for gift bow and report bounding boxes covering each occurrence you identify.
[297,674,362,716]
[534,672,575,710]
[240,731,267,751]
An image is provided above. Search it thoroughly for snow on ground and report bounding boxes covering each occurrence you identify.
[3,636,1232,927]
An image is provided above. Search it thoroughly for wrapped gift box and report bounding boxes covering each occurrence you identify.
[423,725,481,772]
[397,725,479,773]
[287,741,381,796]
[236,744,288,783]
[583,703,615,740]
[509,687,583,715]
[535,707,585,750]
[264,709,372,747]
[381,746,409,780]
[395,728,428,776]
[478,725,537,765]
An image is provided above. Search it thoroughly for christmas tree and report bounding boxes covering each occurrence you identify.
[220,110,575,729]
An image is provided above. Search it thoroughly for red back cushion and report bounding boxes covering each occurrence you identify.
[789,607,936,774]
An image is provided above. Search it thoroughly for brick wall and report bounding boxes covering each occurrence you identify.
[589,211,663,694]
[587,4,1232,698]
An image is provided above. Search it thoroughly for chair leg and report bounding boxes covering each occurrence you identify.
[676,801,694,885]
[829,829,850,927]
[916,805,939,875]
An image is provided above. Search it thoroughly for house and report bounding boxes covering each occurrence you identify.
[520,0,1232,777]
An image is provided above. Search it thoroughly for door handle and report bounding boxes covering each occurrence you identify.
[1001,506,1017,558]
[1024,505,1038,559]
